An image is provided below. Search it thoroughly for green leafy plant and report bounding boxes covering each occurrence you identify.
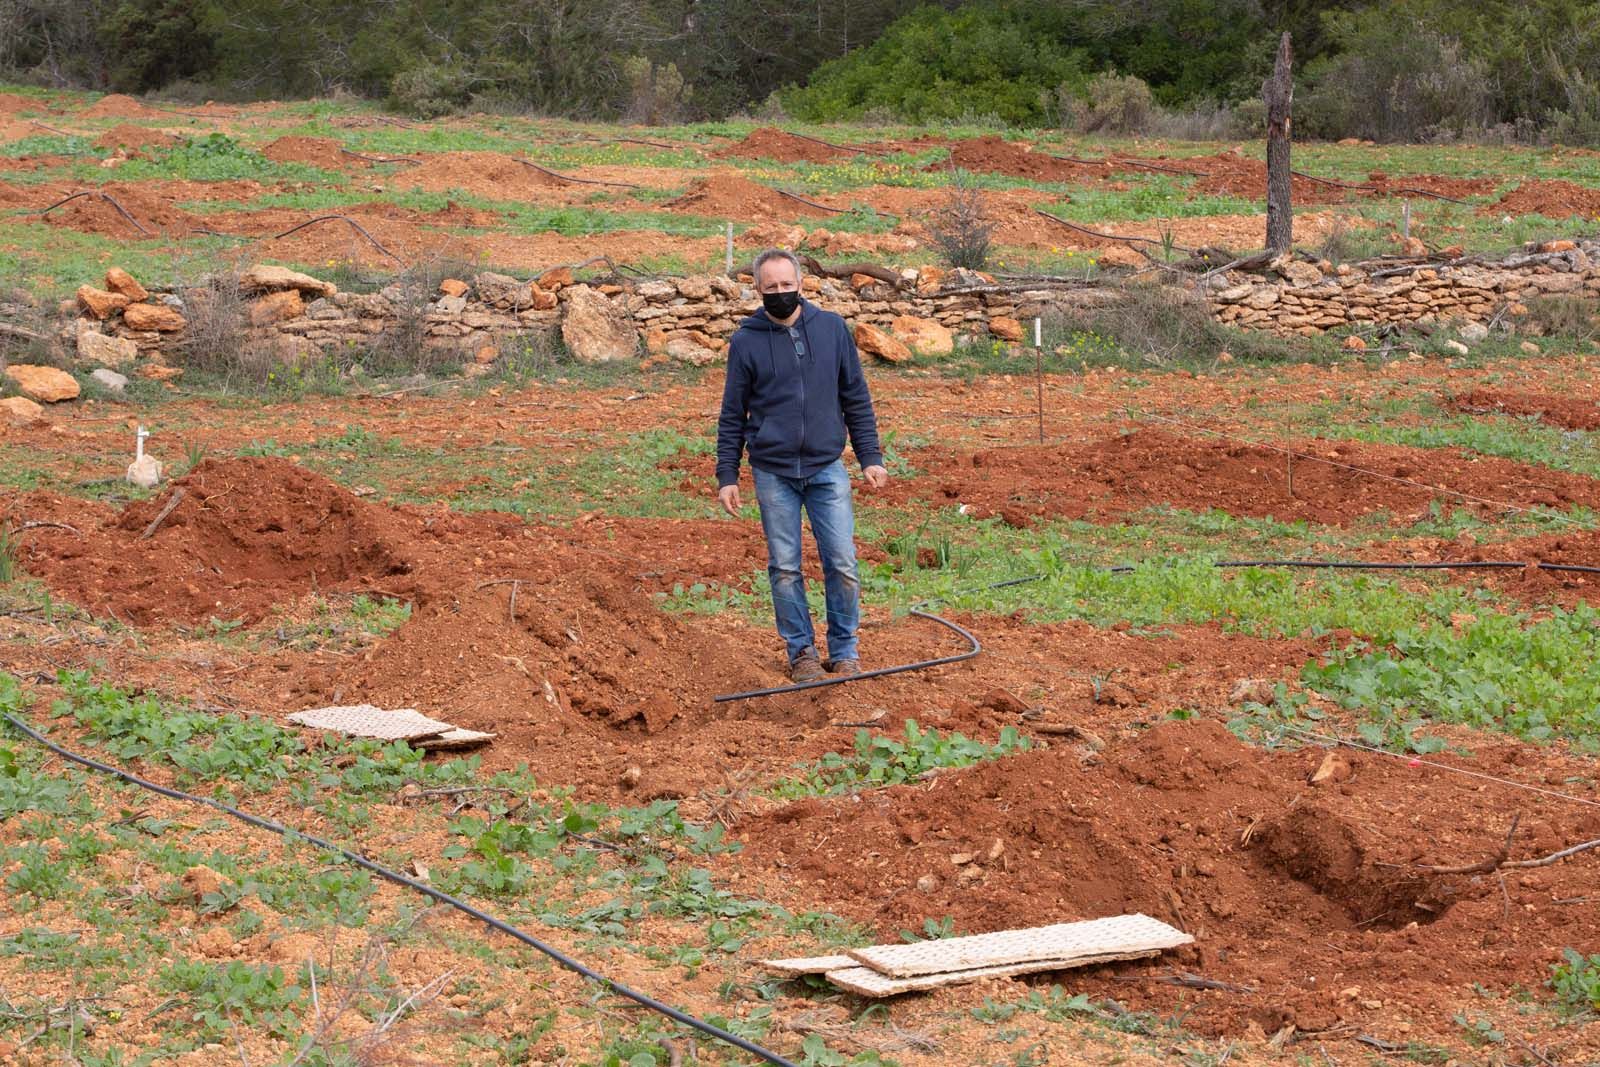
[1551,948,1600,1011]
[774,720,1030,798]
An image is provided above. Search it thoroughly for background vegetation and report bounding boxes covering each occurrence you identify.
[3,0,1599,142]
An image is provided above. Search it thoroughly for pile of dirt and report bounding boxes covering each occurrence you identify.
[197,207,486,267]
[12,458,410,625]
[895,428,1600,526]
[260,135,354,169]
[1183,152,1344,204]
[395,151,571,200]
[1360,170,1496,200]
[41,183,203,237]
[1488,179,1600,218]
[712,127,855,164]
[81,93,165,120]
[1449,388,1600,431]
[734,719,1600,1038]
[938,136,1102,183]
[663,171,832,220]
[92,124,181,153]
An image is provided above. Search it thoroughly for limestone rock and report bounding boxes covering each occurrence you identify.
[1340,335,1367,353]
[1443,340,1470,357]
[915,266,947,296]
[854,321,913,364]
[439,278,470,298]
[538,266,575,291]
[77,284,129,320]
[1457,321,1489,344]
[0,396,45,426]
[90,368,128,393]
[77,329,138,367]
[637,280,677,302]
[889,315,954,356]
[528,283,558,311]
[434,294,467,317]
[666,337,720,366]
[1281,260,1324,287]
[104,267,148,301]
[123,303,186,332]
[560,285,638,363]
[249,289,305,326]
[5,364,79,403]
[240,264,336,297]
[988,316,1024,343]
[676,275,714,300]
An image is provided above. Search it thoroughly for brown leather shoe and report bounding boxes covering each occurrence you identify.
[826,658,861,676]
[789,650,826,683]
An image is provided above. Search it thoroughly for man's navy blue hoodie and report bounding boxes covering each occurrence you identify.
[716,298,882,488]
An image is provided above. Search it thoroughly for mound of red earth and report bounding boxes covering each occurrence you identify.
[735,719,1600,1040]
[91,124,180,153]
[937,135,1103,183]
[0,92,45,115]
[260,135,353,169]
[896,428,1600,527]
[12,458,410,625]
[712,126,856,164]
[1449,388,1600,431]
[81,93,165,120]
[7,458,788,774]
[1487,180,1600,219]
[663,171,832,220]
[40,182,203,237]
[396,151,571,199]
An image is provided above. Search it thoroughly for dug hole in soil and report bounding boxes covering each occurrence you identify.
[735,719,1600,1041]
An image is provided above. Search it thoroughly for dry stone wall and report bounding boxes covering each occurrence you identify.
[40,238,1600,379]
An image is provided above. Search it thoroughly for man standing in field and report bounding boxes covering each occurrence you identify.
[716,248,889,683]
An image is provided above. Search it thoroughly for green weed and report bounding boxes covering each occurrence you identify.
[1551,948,1600,1011]
[157,959,306,1040]
[773,720,1030,798]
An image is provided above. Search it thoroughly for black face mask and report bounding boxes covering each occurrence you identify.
[762,290,801,320]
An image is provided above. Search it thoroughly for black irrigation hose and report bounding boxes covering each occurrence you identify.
[713,607,980,703]
[0,712,799,1067]
[715,558,1600,702]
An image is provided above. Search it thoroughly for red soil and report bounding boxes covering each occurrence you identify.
[41,184,204,238]
[895,428,1600,527]
[260,135,356,169]
[663,171,833,220]
[1488,180,1600,219]
[92,124,181,153]
[938,136,1104,183]
[711,126,855,164]
[81,93,165,120]
[734,719,1600,1040]
[1449,388,1600,431]
[395,151,573,199]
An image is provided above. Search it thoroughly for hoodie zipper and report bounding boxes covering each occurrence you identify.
[793,321,806,478]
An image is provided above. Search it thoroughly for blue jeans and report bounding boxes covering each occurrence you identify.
[752,460,860,664]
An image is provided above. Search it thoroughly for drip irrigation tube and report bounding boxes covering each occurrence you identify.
[714,557,1600,702]
[0,711,799,1067]
[713,607,979,703]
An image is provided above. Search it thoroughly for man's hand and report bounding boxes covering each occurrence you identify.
[717,483,742,517]
[863,464,889,489]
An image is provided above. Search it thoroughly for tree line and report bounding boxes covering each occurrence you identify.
[2,0,1597,143]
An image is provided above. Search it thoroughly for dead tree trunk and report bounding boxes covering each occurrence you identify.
[1263,32,1294,253]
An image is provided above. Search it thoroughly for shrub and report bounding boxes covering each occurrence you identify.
[1299,15,1499,143]
[620,55,688,125]
[174,268,272,381]
[1057,71,1154,135]
[924,171,994,271]
[388,61,477,118]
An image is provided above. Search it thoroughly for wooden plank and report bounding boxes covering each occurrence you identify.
[846,914,1191,979]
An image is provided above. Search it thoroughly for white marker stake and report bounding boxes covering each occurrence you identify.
[725,221,734,275]
[1033,318,1044,444]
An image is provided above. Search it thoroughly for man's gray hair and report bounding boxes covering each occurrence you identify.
[751,247,803,287]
